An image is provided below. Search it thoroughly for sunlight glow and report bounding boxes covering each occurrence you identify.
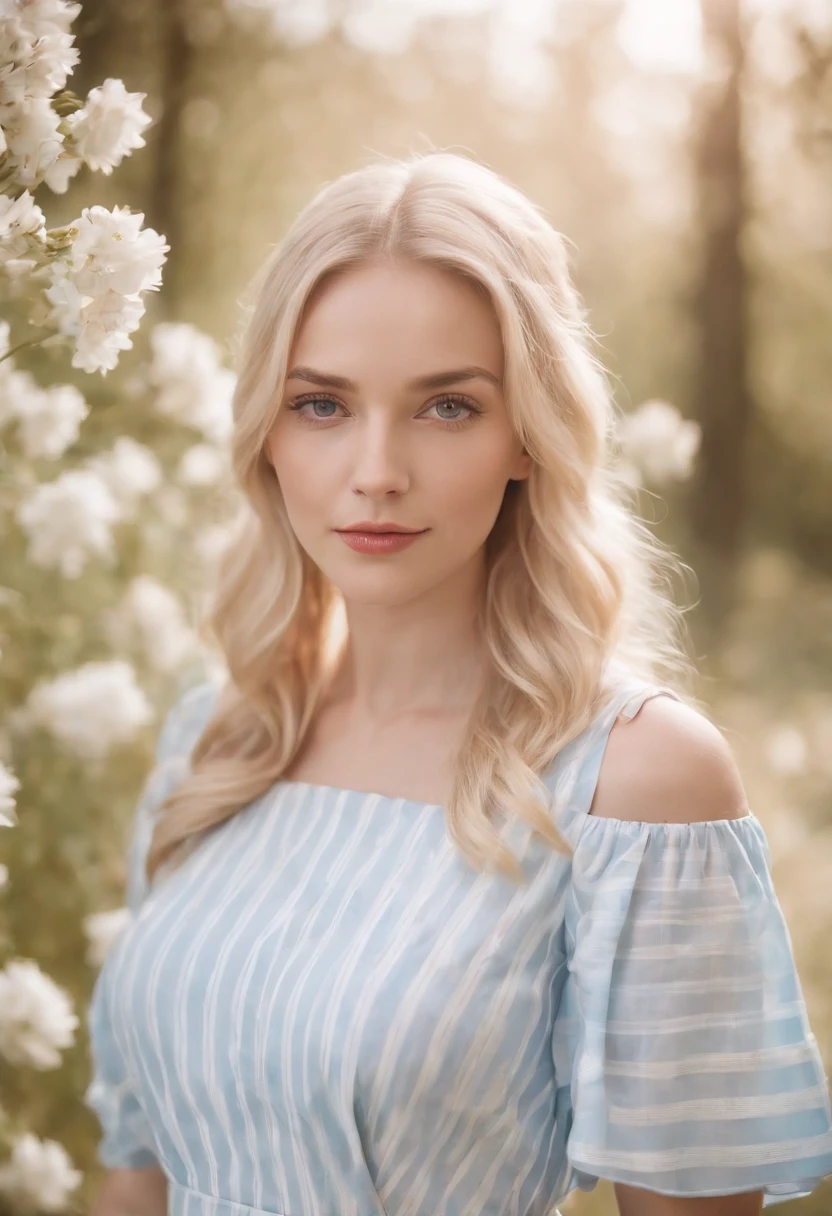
[617,0,703,72]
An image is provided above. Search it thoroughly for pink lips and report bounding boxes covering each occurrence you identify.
[336,530,427,554]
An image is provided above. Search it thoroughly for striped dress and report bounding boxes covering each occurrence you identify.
[86,676,832,1215]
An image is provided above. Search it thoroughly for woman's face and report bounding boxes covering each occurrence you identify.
[265,259,531,607]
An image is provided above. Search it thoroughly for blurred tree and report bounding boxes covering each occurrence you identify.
[689,0,752,630]
[147,0,193,311]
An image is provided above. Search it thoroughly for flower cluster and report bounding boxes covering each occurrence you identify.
[0,0,167,374]
[616,398,701,488]
[0,7,232,1211]
[4,314,235,579]
[20,660,154,761]
[0,1134,82,1211]
[0,958,78,1069]
[0,766,83,1213]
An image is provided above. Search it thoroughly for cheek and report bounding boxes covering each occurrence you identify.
[427,439,517,521]
[267,432,329,516]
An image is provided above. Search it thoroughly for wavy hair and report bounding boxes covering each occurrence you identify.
[146,151,693,887]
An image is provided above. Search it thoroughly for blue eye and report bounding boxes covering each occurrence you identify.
[431,397,470,421]
[285,392,484,429]
[425,395,484,427]
[287,395,343,421]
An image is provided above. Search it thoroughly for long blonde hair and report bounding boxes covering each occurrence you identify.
[147,151,693,886]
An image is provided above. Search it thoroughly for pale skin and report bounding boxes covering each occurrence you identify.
[93,258,762,1216]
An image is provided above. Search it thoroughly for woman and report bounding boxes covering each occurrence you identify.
[87,152,832,1216]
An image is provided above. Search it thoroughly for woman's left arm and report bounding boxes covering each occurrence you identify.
[586,694,815,1216]
[614,1182,763,1215]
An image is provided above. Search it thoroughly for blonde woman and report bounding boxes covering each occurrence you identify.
[87,153,832,1216]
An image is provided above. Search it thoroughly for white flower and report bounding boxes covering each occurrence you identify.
[617,399,701,486]
[83,906,131,966]
[0,187,47,263]
[766,726,808,777]
[71,286,146,374]
[85,435,162,514]
[13,380,88,459]
[0,1133,83,1211]
[0,0,81,107]
[178,442,228,486]
[24,659,153,759]
[0,959,78,1069]
[41,145,82,193]
[41,257,83,328]
[0,366,44,427]
[149,321,235,442]
[70,203,167,295]
[45,205,168,374]
[0,94,64,185]
[16,467,122,577]
[65,77,152,174]
[114,576,198,672]
[1,251,38,277]
[0,759,20,827]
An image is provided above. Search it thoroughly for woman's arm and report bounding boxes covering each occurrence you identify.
[594,696,768,1216]
[615,1183,764,1215]
[90,1165,168,1216]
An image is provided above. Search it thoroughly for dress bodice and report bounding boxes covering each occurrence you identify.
[85,677,832,1214]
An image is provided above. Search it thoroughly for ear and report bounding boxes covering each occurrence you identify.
[509,449,532,482]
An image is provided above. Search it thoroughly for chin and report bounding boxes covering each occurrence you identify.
[326,564,437,609]
[333,579,428,609]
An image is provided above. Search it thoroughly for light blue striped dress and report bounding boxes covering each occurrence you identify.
[86,676,832,1215]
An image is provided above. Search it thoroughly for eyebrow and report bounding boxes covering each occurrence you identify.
[285,365,501,391]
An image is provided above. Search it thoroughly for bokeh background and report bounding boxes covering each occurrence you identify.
[1,0,831,1212]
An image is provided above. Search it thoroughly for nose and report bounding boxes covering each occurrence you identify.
[349,418,410,499]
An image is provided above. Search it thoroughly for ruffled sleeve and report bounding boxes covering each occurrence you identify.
[552,812,832,1206]
[84,680,219,1168]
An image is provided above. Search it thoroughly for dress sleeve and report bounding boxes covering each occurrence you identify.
[551,811,832,1206]
[84,680,219,1168]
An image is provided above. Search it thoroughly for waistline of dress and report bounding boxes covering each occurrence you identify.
[167,1179,563,1216]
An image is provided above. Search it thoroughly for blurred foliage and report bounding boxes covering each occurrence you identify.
[1,0,831,1212]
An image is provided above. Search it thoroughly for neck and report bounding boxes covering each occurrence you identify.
[328,556,488,723]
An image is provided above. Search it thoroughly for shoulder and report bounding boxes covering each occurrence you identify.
[589,691,750,824]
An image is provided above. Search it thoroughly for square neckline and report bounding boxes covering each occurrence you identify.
[274,681,647,821]
[277,778,446,813]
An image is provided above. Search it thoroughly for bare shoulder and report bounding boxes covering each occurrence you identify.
[590,693,750,824]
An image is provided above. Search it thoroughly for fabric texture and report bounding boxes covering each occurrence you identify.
[85,675,832,1215]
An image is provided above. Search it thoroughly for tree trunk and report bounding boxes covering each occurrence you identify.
[690,0,752,630]
[147,0,193,315]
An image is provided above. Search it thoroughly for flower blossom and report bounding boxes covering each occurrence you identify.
[45,205,169,374]
[0,958,78,1069]
[83,907,131,967]
[0,1133,82,1211]
[23,659,153,759]
[15,467,122,576]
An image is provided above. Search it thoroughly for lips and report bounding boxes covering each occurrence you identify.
[336,529,428,555]
[337,524,424,534]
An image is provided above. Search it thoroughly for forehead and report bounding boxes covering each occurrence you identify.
[290,260,504,379]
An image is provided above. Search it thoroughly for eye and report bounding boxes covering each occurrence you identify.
[285,391,484,429]
[422,394,484,428]
[286,394,347,423]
